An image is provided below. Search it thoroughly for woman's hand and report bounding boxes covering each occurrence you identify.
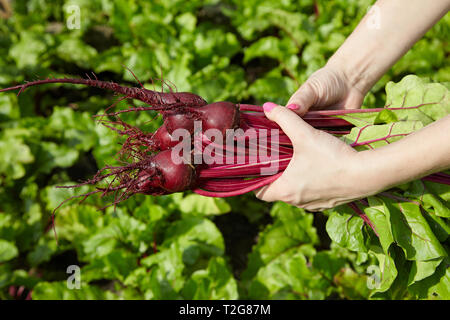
[286,64,365,116]
[287,0,450,116]
[255,105,450,211]
[255,103,377,211]
[255,0,450,210]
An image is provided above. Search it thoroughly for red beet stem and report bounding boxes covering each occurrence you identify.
[239,103,441,118]
[421,175,450,185]
[347,202,378,236]
[198,156,291,178]
[242,112,351,128]
[198,176,272,192]
[193,172,283,197]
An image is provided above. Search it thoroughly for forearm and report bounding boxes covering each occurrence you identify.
[356,115,450,196]
[327,0,450,95]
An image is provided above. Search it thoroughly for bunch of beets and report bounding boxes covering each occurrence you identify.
[1,76,448,234]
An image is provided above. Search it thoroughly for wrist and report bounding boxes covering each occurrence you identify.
[326,53,374,97]
[327,150,383,204]
[347,149,392,198]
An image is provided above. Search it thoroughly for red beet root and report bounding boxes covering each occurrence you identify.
[163,101,239,136]
[152,122,179,151]
[197,101,240,135]
[165,113,196,134]
[137,150,196,193]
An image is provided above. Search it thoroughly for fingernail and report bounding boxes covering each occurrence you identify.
[263,102,278,112]
[287,103,299,110]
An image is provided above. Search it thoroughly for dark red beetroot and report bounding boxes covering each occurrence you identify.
[165,113,196,134]
[198,101,240,134]
[151,121,179,151]
[149,102,240,151]
[137,150,196,193]
[164,101,240,135]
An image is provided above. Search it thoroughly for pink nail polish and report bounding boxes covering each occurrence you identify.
[287,104,299,110]
[263,102,278,112]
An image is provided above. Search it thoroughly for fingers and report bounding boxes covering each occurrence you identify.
[254,178,287,203]
[286,81,318,116]
[256,102,313,202]
[262,102,313,145]
[254,186,269,200]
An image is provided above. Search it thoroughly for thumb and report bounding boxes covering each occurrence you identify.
[262,102,313,145]
[286,82,318,116]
